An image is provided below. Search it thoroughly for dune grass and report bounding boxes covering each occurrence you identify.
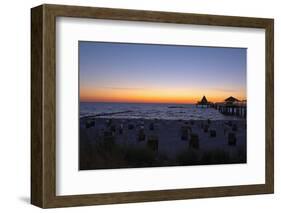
[79,134,160,170]
[80,134,246,170]
[79,119,246,170]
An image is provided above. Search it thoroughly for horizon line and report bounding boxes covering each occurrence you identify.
[80,101,197,104]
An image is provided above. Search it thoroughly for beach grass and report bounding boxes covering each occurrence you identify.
[79,118,246,170]
[79,135,159,169]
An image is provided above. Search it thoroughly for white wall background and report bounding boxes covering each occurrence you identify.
[0,0,279,212]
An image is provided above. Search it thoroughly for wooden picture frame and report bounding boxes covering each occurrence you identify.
[31,4,274,208]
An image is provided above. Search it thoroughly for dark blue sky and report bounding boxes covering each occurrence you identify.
[79,41,246,103]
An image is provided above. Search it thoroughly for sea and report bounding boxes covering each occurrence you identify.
[80,102,243,120]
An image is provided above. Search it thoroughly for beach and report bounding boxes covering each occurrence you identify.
[79,116,246,170]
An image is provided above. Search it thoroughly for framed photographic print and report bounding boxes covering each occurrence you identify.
[31,4,274,208]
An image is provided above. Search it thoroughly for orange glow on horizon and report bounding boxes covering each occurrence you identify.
[80,86,246,104]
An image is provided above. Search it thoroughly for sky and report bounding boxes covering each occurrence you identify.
[79,41,246,104]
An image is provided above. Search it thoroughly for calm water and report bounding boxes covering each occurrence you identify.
[80,102,243,120]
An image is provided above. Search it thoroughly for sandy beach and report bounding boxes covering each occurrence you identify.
[79,117,246,170]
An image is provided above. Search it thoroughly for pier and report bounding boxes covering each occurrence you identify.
[213,102,246,118]
[213,96,246,118]
[198,96,247,118]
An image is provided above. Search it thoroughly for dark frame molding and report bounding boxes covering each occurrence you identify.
[31,4,274,208]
